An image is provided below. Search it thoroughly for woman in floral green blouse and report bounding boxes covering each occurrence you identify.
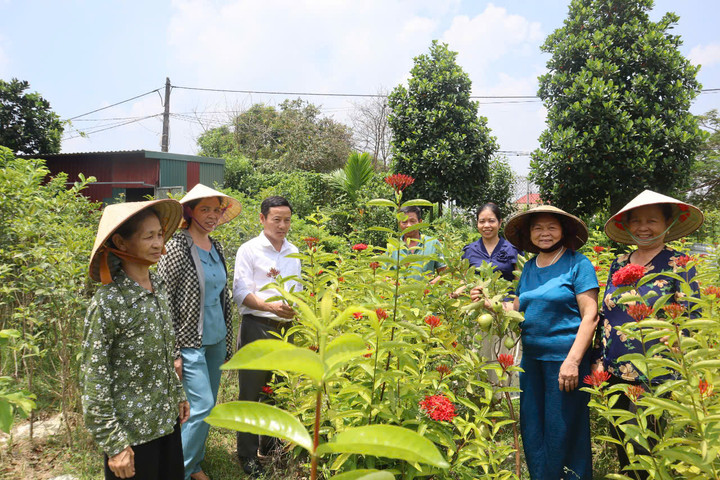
[82,199,190,480]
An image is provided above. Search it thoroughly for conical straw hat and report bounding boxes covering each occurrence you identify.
[89,199,183,283]
[604,190,704,244]
[180,183,242,226]
[504,205,588,253]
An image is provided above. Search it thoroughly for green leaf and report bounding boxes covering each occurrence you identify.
[331,470,395,480]
[400,199,433,208]
[205,401,313,453]
[222,339,324,383]
[368,199,397,208]
[690,359,720,370]
[316,425,449,468]
[324,333,367,378]
[0,399,13,433]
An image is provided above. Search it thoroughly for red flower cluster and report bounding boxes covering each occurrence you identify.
[699,379,714,399]
[309,345,318,352]
[363,345,373,358]
[423,288,430,296]
[593,246,606,253]
[703,286,720,298]
[369,261,380,271]
[498,354,514,371]
[419,394,457,422]
[267,267,280,279]
[352,243,368,251]
[625,384,644,403]
[353,312,364,319]
[612,264,646,286]
[664,303,686,320]
[674,255,695,268]
[583,370,611,387]
[424,315,441,329]
[338,277,345,283]
[627,303,654,322]
[375,308,388,321]
[594,265,601,272]
[384,173,415,192]
[436,364,451,376]
[303,237,319,249]
[262,385,274,395]
[451,341,459,349]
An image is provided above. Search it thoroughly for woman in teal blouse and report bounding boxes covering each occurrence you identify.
[82,199,189,479]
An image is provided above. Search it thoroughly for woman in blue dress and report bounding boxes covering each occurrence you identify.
[157,184,242,480]
[596,190,703,480]
[474,205,599,480]
[462,202,522,282]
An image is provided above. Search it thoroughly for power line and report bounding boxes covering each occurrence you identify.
[63,114,163,140]
[66,88,162,121]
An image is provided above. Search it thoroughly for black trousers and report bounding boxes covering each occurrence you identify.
[104,420,183,480]
[236,314,288,459]
[606,375,663,480]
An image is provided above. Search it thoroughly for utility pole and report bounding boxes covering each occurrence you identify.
[161,77,171,152]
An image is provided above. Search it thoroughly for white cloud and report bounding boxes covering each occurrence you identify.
[689,43,720,67]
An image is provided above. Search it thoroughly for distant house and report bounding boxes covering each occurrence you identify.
[514,193,545,209]
[24,150,225,204]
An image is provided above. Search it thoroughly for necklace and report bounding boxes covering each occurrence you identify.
[538,246,565,268]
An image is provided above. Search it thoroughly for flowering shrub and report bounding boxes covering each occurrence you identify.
[419,394,457,422]
[611,263,646,286]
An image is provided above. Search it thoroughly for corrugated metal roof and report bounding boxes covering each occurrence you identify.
[19,149,224,165]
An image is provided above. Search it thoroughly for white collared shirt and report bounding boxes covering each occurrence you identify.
[232,232,302,320]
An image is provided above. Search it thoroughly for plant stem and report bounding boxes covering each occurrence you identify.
[503,378,521,479]
[310,389,322,480]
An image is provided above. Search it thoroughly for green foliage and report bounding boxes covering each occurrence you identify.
[388,41,498,211]
[484,156,518,219]
[530,0,704,216]
[0,78,64,155]
[688,109,720,209]
[197,99,353,172]
[327,152,375,204]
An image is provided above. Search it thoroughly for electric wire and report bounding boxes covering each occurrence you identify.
[66,88,162,121]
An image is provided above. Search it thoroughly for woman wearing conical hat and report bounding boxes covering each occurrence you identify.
[82,199,189,479]
[156,184,241,480]
[595,190,703,480]
[472,205,599,480]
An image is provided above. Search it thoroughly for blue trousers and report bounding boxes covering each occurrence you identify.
[180,341,225,479]
[519,356,592,480]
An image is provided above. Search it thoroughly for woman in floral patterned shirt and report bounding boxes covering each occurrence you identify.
[82,199,190,479]
[596,190,703,480]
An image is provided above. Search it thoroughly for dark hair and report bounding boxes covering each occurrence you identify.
[476,202,502,222]
[398,205,422,220]
[261,196,293,217]
[183,196,223,226]
[110,208,161,248]
[625,203,673,222]
[527,212,577,249]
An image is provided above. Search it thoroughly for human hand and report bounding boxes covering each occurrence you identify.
[268,301,295,319]
[179,401,190,424]
[469,286,484,303]
[660,335,680,354]
[174,358,183,381]
[558,358,579,392]
[590,360,605,374]
[108,446,135,478]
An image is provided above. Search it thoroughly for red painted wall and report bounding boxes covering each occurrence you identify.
[187,162,200,190]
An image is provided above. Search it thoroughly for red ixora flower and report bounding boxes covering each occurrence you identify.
[664,303,686,320]
[699,379,714,399]
[375,308,388,321]
[612,263,646,287]
[262,385,274,395]
[625,384,644,403]
[498,354,514,371]
[363,345,373,358]
[267,267,280,278]
[423,288,431,296]
[594,265,601,272]
[419,394,457,422]
[338,277,345,283]
[369,261,380,271]
[436,364,451,376]
[703,286,720,297]
[303,237,319,249]
[626,303,654,322]
[353,312,364,319]
[424,315,441,329]
[384,173,415,193]
[352,243,368,251]
[309,345,318,352]
[674,255,695,268]
[583,370,611,387]
[451,341,459,348]
[593,246,606,253]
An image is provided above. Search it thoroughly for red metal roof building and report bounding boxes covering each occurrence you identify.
[25,150,225,203]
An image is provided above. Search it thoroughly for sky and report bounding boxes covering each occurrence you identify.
[1,0,718,176]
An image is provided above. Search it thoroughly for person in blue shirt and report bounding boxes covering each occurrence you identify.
[462,202,522,282]
[473,205,599,480]
[388,206,446,284]
[158,184,242,480]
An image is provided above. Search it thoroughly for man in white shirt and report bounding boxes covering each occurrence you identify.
[232,196,301,476]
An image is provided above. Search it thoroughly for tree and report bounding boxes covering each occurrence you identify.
[350,89,392,169]
[197,99,352,173]
[484,156,518,219]
[388,41,497,212]
[327,151,375,203]
[530,0,703,217]
[0,78,63,154]
[687,109,720,208]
